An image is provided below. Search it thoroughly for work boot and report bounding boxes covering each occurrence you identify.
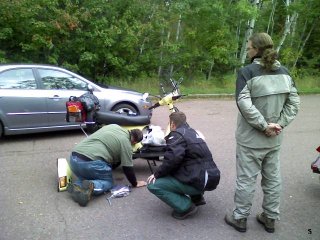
[67,183,82,203]
[82,180,94,191]
[224,214,247,232]
[256,212,275,233]
[67,183,81,194]
[172,204,198,220]
[67,181,94,207]
[191,194,206,206]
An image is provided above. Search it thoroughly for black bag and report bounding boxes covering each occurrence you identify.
[78,92,100,112]
[175,157,220,192]
[139,144,167,153]
[201,160,220,191]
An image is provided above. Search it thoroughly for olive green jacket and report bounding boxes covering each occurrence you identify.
[74,124,133,167]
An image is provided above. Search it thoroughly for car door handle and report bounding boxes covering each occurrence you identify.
[49,95,62,100]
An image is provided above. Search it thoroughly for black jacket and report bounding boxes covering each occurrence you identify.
[154,123,220,191]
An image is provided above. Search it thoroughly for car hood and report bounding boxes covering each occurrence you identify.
[97,83,145,95]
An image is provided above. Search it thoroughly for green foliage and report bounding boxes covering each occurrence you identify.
[0,0,318,87]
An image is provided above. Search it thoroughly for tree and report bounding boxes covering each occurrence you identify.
[0,0,318,81]
[239,0,261,65]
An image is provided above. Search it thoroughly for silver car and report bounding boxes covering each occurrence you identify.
[0,64,152,137]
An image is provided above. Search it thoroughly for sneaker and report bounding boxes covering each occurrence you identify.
[225,214,247,232]
[172,204,198,220]
[256,212,275,233]
[191,195,206,206]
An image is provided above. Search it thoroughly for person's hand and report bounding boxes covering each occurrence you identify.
[264,123,282,137]
[271,123,282,135]
[136,180,147,187]
[147,174,156,184]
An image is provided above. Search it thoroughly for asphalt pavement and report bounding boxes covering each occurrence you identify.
[0,95,319,240]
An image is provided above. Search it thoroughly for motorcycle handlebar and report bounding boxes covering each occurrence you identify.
[172,95,184,101]
[148,94,185,110]
[148,102,160,110]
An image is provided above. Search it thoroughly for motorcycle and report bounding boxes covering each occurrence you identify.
[65,85,152,136]
[65,78,183,137]
[311,146,320,181]
[57,78,185,191]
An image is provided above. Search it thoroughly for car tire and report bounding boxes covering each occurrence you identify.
[0,121,3,138]
[112,103,138,116]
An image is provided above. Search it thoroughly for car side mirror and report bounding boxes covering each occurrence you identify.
[87,85,94,93]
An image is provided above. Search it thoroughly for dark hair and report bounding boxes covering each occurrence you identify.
[130,129,143,143]
[250,32,278,71]
[169,112,186,128]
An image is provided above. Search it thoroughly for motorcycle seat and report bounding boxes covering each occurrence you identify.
[96,111,151,126]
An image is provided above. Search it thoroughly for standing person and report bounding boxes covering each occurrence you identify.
[225,32,300,233]
[67,124,147,207]
[147,112,220,220]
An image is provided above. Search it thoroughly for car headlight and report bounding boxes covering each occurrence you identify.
[142,92,149,101]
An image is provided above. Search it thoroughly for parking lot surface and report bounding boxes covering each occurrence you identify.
[0,95,319,240]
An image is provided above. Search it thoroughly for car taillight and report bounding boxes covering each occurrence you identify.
[311,152,320,173]
[311,166,320,173]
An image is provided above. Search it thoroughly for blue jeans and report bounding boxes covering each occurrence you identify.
[69,154,113,195]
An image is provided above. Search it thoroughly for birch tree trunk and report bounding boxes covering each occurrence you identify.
[240,0,260,65]
[292,19,317,68]
[290,13,298,46]
[267,0,277,35]
[275,0,298,53]
[276,12,298,53]
[207,60,214,80]
[235,23,242,59]
[169,14,182,77]
[158,28,165,79]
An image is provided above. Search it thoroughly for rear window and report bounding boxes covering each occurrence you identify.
[0,68,36,89]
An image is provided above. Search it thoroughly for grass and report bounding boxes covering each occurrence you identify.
[295,76,320,94]
[106,73,320,96]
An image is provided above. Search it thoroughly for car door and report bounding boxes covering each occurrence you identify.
[0,67,48,132]
[36,68,88,126]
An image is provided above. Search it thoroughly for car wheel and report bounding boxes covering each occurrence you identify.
[112,103,138,116]
[0,121,3,138]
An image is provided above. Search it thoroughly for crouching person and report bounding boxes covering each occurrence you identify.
[67,124,147,207]
[147,112,220,220]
